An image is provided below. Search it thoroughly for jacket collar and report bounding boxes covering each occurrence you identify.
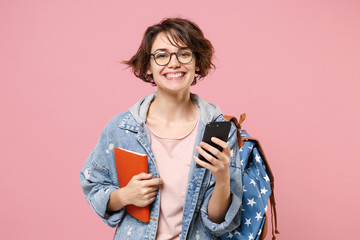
[120,92,222,131]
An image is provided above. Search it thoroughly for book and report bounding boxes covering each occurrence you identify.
[114,147,150,222]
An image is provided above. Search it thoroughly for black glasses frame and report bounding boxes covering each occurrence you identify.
[150,49,196,66]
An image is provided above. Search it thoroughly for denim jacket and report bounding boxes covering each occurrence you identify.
[80,93,243,239]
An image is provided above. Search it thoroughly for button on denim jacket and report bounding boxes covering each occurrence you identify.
[80,93,243,239]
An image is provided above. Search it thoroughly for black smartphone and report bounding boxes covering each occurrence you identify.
[196,121,231,168]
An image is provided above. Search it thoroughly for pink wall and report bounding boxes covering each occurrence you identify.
[1,0,359,239]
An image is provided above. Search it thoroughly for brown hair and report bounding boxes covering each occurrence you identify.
[123,18,215,85]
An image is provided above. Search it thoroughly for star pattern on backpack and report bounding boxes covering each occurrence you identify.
[220,130,272,240]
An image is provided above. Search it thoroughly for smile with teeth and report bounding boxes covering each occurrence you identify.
[165,72,185,78]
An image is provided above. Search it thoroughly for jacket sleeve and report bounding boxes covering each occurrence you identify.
[80,124,125,227]
[200,124,243,236]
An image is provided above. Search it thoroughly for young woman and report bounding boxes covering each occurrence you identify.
[80,18,243,240]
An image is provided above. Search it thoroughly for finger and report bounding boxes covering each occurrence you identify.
[142,190,157,200]
[146,197,156,205]
[147,191,158,199]
[133,172,153,180]
[193,156,215,172]
[210,137,231,156]
[198,142,223,160]
[145,186,159,194]
[196,146,218,165]
[143,178,163,187]
[210,137,229,150]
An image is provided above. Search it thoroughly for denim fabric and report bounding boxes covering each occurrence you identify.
[80,92,243,239]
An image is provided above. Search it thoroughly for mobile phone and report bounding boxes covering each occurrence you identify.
[196,121,231,168]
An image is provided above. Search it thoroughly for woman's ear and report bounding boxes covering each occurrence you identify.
[147,69,152,75]
[195,66,200,72]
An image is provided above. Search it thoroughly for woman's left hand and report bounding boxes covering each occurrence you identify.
[193,137,231,184]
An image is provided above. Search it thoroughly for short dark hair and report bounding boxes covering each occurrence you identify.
[123,18,215,85]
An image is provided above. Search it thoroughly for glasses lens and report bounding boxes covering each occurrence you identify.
[178,49,193,64]
[154,52,170,65]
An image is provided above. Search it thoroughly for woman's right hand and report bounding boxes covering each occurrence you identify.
[107,173,163,212]
[123,173,163,207]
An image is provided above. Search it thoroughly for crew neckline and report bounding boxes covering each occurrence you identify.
[147,108,199,140]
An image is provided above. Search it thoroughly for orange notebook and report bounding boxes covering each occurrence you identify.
[114,147,150,222]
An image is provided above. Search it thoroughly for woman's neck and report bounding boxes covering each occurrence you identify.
[147,90,197,123]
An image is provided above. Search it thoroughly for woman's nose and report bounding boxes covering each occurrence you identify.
[167,53,181,68]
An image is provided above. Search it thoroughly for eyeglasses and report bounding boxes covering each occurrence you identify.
[150,49,195,66]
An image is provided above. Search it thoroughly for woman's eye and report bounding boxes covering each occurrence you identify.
[155,53,168,59]
[179,50,192,57]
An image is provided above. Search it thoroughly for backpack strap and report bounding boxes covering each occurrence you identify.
[224,113,246,149]
[224,114,280,240]
[248,138,279,240]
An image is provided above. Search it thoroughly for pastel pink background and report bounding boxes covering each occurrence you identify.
[1,0,359,239]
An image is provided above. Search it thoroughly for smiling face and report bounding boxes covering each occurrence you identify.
[147,32,199,95]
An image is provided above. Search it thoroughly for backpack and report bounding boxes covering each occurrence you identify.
[221,114,279,240]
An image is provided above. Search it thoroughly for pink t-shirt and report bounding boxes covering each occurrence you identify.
[148,116,199,240]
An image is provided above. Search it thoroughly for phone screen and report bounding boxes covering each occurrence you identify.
[196,121,231,168]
